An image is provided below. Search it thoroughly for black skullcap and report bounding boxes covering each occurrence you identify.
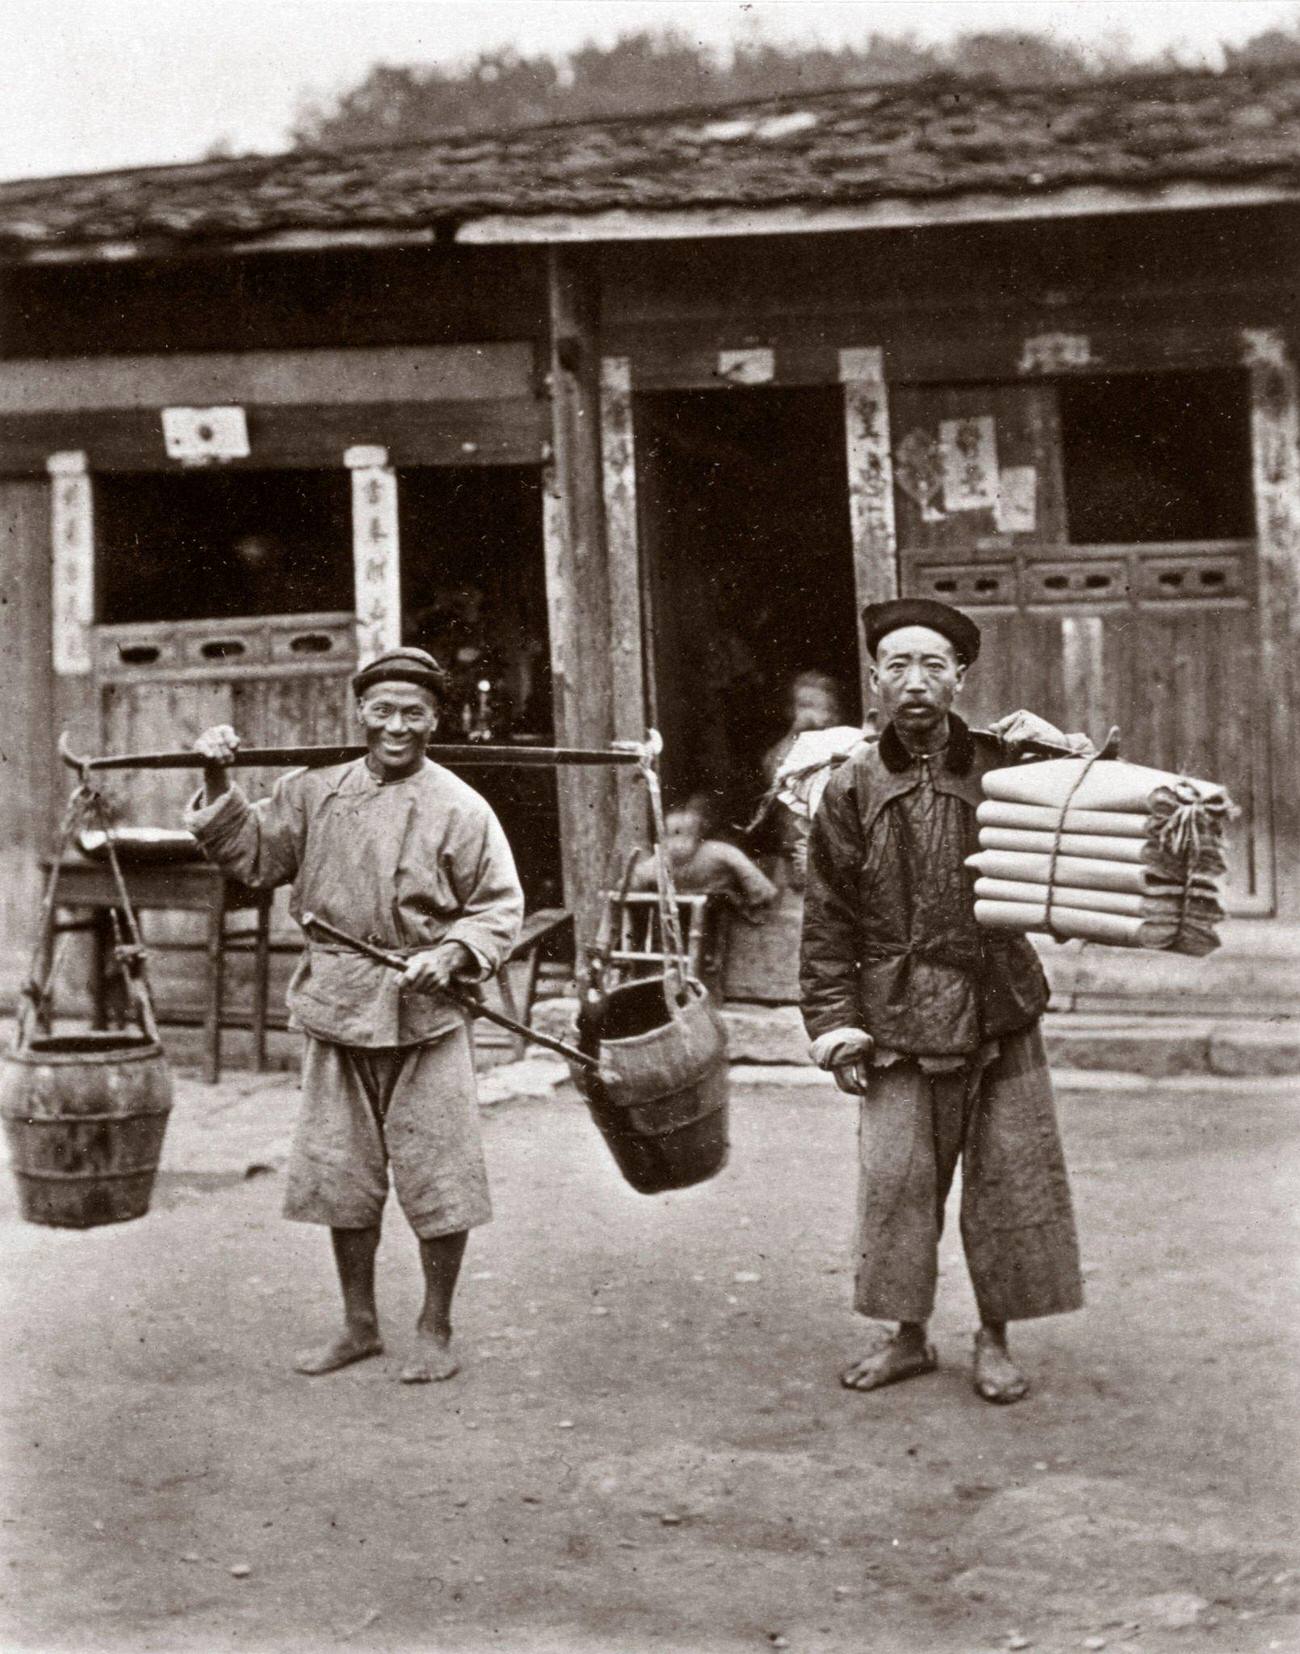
[862,598,981,666]
[352,646,449,700]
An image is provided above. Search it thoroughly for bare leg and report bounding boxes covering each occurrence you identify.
[973,1319,1029,1404]
[400,1230,468,1384]
[841,1319,938,1392]
[294,1226,384,1376]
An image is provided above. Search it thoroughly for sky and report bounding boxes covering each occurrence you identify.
[5,0,1300,183]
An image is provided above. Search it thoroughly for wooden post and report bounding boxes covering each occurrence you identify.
[544,249,618,945]
[346,444,401,662]
[1243,328,1300,916]
[840,348,897,712]
[600,355,648,861]
[0,477,56,994]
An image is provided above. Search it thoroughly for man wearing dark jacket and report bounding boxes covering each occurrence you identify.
[800,598,1089,1404]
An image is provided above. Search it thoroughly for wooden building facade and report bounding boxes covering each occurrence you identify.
[2,69,1298,1015]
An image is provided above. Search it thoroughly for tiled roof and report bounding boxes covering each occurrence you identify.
[3,67,1299,255]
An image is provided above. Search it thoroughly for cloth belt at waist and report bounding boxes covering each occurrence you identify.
[859,931,985,973]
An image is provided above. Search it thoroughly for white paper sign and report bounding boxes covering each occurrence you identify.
[995,465,1038,533]
[348,451,401,661]
[939,415,999,513]
[47,451,94,676]
[717,348,774,385]
[162,406,250,463]
[1019,333,1092,374]
[837,346,885,384]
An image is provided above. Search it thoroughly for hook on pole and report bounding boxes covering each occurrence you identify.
[57,731,93,786]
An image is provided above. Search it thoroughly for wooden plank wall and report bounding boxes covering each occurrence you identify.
[597,206,1300,372]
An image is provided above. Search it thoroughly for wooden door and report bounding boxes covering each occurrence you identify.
[890,382,1273,913]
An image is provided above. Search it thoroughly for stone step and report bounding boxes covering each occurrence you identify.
[534,996,1300,1079]
[28,1000,1289,1087]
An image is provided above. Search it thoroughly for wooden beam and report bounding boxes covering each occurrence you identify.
[0,399,548,474]
[457,181,1300,246]
[841,348,897,711]
[13,181,1299,267]
[543,247,618,947]
[0,343,537,414]
[599,355,648,860]
[19,227,440,264]
[1244,327,1300,917]
[613,320,1283,391]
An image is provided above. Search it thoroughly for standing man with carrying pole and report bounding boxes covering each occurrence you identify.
[187,647,523,1383]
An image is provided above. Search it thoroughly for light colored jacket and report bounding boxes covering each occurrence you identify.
[187,758,523,1048]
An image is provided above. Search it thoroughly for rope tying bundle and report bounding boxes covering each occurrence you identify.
[1042,750,1105,942]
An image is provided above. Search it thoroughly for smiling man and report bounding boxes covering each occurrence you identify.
[187,647,522,1383]
[800,599,1091,1404]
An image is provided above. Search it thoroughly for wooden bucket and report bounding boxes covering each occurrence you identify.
[1,1032,174,1228]
[570,976,729,1195]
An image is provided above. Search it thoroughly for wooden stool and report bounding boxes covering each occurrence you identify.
[601,891,730,990]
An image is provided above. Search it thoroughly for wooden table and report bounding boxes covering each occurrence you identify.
[40,859,274,1085]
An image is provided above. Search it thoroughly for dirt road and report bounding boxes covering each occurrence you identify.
[2,1073,1297,1653]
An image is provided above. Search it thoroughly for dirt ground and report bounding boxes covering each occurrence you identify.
[1,1071,1298,1654]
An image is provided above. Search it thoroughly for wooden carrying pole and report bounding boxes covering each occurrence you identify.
[298,912,601,1073]
[59,732,647,774]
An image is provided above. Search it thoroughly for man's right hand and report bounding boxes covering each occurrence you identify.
[808,1027,875,1096]
[193,724,241,803]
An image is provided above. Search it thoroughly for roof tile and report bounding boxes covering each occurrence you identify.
[2,67,1299,254]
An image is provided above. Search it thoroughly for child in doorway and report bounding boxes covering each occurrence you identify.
[630,795,777,917]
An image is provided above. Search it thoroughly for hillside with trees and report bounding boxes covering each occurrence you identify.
[291,18,1300,151]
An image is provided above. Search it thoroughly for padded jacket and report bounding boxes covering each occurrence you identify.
[799,714,1049,1057]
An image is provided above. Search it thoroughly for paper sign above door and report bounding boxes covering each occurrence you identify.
[161,406,250,464]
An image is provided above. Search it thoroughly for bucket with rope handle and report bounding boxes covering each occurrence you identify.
[1,783,173,1228]
[567,746,729,1195]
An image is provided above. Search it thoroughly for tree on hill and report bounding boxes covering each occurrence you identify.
[291,18,1300,151]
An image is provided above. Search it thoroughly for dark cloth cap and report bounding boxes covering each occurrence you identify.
[862,598,981,666]
[352,646,449,699]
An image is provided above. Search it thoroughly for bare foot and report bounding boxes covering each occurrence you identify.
[399,1332,460,1385]
[973,1328,1029,1404]
[293,1329,383,1376]
[840,1335,937,1392]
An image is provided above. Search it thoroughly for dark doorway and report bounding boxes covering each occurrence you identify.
[397,465,560,908]
[635,387,860,826]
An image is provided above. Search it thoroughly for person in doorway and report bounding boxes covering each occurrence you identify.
[761,671,847,786]
[629,794,778,915]
[187,647,523,1383]
[758,672,864,889]
[800,599,1092,1404]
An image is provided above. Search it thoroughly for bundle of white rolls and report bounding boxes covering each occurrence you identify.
[968,757,1234,956]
